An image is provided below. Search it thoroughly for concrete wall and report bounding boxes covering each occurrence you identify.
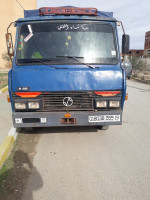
[0,0,37,68]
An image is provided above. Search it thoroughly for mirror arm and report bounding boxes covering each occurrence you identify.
[7,22,14,33]
[118,21,127,60]
[118,21,125,35]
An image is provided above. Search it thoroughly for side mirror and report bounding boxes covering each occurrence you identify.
[122,34,130,55]
[6,33,14,58]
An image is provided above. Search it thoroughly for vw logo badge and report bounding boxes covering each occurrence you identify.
[63,97,73,107]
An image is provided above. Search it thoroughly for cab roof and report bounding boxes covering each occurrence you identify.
[16,6,116,23]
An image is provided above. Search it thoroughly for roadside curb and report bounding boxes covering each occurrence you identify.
[0,86,8,94]
[0,127,17,169]
[131,77,150,84]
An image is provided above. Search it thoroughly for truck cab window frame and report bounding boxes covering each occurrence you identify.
[16,21,119,66]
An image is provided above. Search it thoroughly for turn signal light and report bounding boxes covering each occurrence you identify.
[7,95,10,102]
[94,91,120,97]
[125,93,128,101]
[15,92,42,98]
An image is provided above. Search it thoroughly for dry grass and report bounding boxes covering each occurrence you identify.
[0,73,8,89]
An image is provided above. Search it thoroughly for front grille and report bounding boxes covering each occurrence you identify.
[40,92,93,112]
[12,91,122,112]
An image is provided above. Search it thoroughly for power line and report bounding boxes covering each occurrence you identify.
[16,0,25,10]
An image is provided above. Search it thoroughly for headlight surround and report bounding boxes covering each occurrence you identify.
[14,99,41,110]
[28,102,40,109]
[95,100,107,108]
[15,102,26,109]
[109,100,120,108]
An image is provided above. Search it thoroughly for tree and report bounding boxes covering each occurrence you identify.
[129,55,147,71]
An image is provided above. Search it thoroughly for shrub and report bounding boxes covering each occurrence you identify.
[2,52,12,69]
[129,56,148,71]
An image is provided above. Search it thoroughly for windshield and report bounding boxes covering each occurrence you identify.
[17,22,118,65]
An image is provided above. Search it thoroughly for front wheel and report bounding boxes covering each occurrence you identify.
[16,127,36,134]
[97,125,109,130]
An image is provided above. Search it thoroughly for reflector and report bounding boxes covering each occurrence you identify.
[125,93,128,101]
[64,113,71,118]
[7,95,10,102]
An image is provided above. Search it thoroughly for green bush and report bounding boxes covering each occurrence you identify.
[2,52,12,69]
[129,56,148,71]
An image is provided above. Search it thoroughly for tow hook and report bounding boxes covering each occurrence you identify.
[60,118,76,124]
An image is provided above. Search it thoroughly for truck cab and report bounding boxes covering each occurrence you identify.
[6,7,128,128]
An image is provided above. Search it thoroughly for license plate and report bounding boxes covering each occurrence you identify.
[88,115,120,122]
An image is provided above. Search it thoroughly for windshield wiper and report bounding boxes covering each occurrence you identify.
[19,59,67,69]
[56,56,95,69]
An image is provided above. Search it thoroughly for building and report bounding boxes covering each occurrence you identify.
[129,49,144,58]
[0,0,37,68]
[144,31,150,57]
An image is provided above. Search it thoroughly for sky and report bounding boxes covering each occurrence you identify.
[37,0,150,50]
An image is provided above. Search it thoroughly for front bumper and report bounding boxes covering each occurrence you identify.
[12,110,122,128]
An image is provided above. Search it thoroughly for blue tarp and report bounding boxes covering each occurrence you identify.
[24,7,113,19]
[24,9,39,18]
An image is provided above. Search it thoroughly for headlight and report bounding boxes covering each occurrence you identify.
[109,101,120,108]
[95,100,107,108]
[15,102,26,109]
[28,102,40,109]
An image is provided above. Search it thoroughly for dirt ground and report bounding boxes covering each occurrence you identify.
[0,128,41,200]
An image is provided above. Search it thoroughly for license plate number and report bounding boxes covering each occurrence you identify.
[88,115,120,122]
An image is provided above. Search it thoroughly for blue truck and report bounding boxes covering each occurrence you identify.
[6,7,129,128]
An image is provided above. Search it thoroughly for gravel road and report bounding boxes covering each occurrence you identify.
[21,80,150,200]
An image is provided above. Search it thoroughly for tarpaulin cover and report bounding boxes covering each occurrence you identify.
[24,6,113,18]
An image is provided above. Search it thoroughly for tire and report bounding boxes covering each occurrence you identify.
[17,127,35,133]
[97,125,109,130]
